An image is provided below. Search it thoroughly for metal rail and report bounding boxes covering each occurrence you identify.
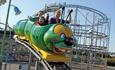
[13,35,72,70]
[13,35,53,70]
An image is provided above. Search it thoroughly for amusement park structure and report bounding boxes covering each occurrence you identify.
[33,3,110,70]
[0,2,111,70]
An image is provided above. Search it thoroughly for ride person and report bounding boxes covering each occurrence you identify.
[50,9,71,24]
[28,11,44,22]
[35,11,49,26]
[35,16,45,26]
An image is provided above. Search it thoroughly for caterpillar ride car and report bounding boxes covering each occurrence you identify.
[13,18,76,62]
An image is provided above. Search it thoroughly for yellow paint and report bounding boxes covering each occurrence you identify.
[54,24,73,37]
[18,36,71,63]
[32,44,71,62]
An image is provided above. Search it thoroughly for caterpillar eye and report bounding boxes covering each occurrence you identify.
[61,34,66,39]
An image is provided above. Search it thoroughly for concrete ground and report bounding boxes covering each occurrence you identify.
[1,63,115,70]
[1,63,35,70]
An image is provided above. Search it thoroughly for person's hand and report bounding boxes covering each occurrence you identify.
[28,16,32,19]
[47,13,49,16]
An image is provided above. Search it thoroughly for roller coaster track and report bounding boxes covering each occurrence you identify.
[13,35,71,70]
[40,3,107,21]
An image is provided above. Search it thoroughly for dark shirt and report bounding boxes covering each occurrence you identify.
[50,18,66,24]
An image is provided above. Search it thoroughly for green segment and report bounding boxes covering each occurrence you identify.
[14,19,55,52]
[24,20,34,40]
[30,24,53,52]
[14,19,28,36]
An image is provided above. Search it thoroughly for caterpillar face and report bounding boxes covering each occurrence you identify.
[44,24,74,54]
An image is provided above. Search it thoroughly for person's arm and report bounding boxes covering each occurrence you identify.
[66,14,71,24]
[69,13,71,23]
[45,14,49,25]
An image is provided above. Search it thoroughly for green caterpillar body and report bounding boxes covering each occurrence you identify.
[14,19,75,54]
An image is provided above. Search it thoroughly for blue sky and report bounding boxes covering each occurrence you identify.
[0,0,115,52]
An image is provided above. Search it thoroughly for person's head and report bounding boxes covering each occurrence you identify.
[37,11,44,17]
[55,9,61,18]
[39,16,45,23]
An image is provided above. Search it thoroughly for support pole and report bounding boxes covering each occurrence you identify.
[1,0,12,58]
[28,52,32,70]
[0,60,2,70]
[35,61,44,70]
[0,0,12,70]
